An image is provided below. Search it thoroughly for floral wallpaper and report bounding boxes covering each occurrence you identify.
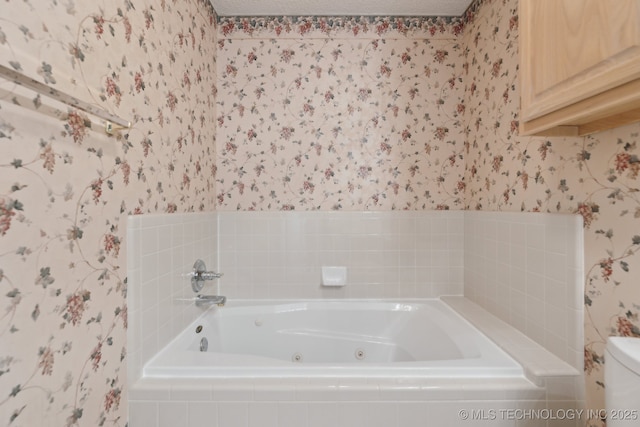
[1,0,638,424]
[0,0,217,425]
[216,17,466,210]
[217,1,640,424]
[462,0,640,425]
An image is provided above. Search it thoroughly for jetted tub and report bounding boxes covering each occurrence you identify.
[144,299,523,379]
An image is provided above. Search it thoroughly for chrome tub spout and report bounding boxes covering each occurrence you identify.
[195,294,226,307]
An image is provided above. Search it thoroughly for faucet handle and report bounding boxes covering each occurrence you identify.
[190,259,223,292]
[200,271,224,280]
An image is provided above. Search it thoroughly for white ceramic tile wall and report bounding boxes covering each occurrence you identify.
[217,211,465,299]
[463,211,584,371]
[129,376,583,427]
[128,210,585,427]
[127,212,218,385]
[127,210,583,379]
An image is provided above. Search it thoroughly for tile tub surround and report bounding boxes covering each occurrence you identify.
[216,209,583,373]
[128,210,583,374]
[127,212,218,386]
[127,210,584,426]
[128,298,583,427]
[463,211,584,371]
[128,379,552,427]
[218,210,464,299]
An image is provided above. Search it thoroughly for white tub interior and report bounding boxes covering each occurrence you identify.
[144,299,523,378]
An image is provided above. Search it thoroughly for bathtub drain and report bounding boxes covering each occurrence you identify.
[292,352,303,363]
[355,348,366,360]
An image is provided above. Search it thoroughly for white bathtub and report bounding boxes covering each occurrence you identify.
[144,299,523,379]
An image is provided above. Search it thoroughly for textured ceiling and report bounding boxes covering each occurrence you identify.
[210,0,474,17]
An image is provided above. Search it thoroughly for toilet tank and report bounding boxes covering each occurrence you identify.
[605,337,640,426]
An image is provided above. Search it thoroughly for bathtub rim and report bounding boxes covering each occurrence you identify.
[141,298,526,380]
[441,296,581,385]
[129,297,582,406]
[132,297,581,386]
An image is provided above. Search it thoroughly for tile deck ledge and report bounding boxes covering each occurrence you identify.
[441,296,580,385]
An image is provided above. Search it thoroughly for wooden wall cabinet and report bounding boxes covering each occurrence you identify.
[519,0,640,136]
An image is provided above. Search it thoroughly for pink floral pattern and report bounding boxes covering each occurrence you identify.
[0,0,216,425]
[218,16,465,39]
[217,22,466,210]
[1,0,639,424]
[462,0,640,424]
[218,0,640,423]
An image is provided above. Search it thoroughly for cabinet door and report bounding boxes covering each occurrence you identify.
[520,0,640,135]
